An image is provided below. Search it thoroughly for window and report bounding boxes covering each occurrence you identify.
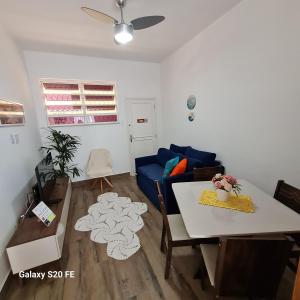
[41,79,118,126]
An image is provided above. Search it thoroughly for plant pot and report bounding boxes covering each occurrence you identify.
[216,189,230,202]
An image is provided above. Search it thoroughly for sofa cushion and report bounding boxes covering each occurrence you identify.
[185,147,216,164]
[186,158,204,172]
[137,163,164,181]
[170,144,189,155]
[157,148,183,167]
[163,156,179,178]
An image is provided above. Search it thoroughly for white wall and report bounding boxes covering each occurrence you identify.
[161,0,300,195]
[0,25,41,289]
[24,51,161,181]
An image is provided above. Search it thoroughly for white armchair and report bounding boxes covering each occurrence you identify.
[86,149,113,192]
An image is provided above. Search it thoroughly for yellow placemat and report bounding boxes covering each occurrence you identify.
[198,190,255,213]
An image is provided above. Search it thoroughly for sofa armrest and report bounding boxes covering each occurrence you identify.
[163,172,194,185]
[135,155,157,170]
[160,172,194,214]
[163,172,194,197]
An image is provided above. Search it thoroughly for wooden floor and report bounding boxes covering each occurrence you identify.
[1,174,295,300]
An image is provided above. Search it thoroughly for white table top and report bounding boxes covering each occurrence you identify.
[172,180,300,238]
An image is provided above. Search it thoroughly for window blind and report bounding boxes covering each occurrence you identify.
[41,80,118,126]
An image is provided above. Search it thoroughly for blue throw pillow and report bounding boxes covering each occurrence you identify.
[157,148,183,167]
[162,156,179,178]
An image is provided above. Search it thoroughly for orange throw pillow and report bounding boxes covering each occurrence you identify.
[170,158,187,176]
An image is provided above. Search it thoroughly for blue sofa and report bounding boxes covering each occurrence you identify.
[135,144,222,214]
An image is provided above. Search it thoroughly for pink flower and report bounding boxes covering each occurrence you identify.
[212,173,223,183]
[224,175,237,185]
[221,179,232,192]
[214,181,222,189]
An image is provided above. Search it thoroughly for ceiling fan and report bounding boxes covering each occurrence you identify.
[81,0,165,45]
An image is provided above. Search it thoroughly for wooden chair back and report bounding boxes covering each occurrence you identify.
[157,192,172,241]
[215,236,292,298]
[86,148,113,177]
[193,165,225,181]
[274,180,300,214]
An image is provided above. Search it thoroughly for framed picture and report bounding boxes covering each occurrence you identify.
[0,99,25,126]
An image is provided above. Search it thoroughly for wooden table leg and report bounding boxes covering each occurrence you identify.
[292,259,300,300]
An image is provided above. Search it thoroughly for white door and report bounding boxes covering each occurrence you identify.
[126,99,157,175]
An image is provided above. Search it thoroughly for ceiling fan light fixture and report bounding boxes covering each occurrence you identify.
[114,23,133,44]
[82,0,165,45]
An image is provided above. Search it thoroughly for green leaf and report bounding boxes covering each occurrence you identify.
[41,128,81,179]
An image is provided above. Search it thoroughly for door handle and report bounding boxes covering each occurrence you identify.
[130,134,133,143]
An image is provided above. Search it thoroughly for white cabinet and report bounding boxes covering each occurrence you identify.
[6,179,72,274]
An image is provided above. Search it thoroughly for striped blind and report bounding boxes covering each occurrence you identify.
[41,80,118,126]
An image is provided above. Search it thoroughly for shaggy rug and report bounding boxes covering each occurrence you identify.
[75,192,148,260]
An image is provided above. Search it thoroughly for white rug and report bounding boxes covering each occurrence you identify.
[74,192,148,260]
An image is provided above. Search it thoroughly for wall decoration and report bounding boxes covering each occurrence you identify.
[188,112,195,122]
[187,95,196,110]
[0,99,25,126]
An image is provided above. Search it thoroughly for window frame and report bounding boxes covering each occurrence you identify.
[40,78,119,127]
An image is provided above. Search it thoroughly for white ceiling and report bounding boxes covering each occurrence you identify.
[0,0,242,62]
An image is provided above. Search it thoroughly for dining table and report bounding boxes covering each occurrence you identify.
[172,179,300,238]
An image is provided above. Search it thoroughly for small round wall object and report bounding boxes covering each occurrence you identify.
[187,95,196,110]
[188,112,195,122]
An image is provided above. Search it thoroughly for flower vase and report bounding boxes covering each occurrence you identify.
[216,189,230,202]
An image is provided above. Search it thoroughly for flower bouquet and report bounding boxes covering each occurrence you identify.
[212,174,241,201]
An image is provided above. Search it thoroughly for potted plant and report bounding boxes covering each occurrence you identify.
[212,174,241,201]
[41,128,81,179]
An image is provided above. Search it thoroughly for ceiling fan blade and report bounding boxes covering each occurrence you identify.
[81,7,118,24]
[130,16,165,30]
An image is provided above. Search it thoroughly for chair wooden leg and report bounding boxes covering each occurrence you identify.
[165,244,173,279]
[104,177,113,188]
[100,178,103,193]
[161,223,166,253]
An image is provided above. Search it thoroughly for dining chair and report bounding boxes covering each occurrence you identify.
[86,148,113,193]
[156,182,218,279]
[274,180,300,271]
[200,235,292,299]
[274,180,300,214]
[193,165,225,181]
